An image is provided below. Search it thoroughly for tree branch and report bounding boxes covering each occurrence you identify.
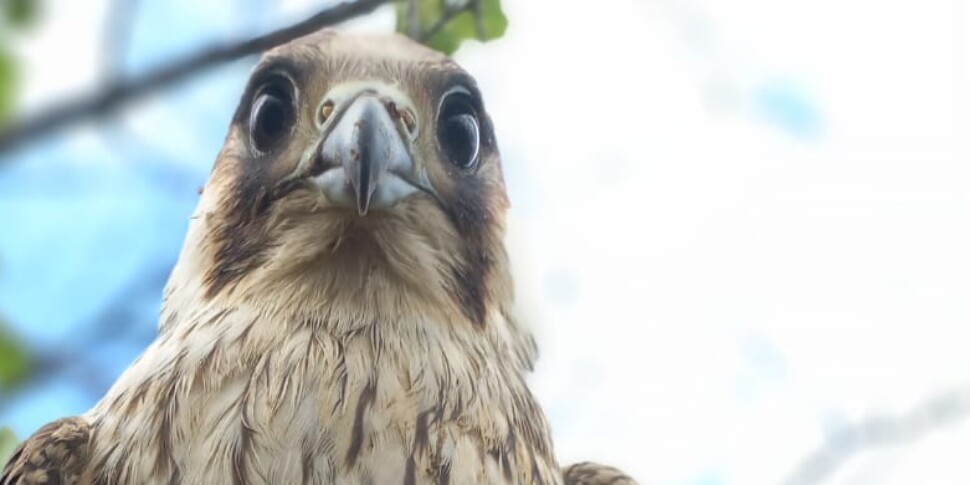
[0,0,393,155]
[780,388,970,485]
[406,0,420,39]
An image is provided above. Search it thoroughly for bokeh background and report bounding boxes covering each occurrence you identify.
[1,0,969,483]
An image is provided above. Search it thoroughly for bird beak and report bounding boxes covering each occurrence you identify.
[310,88,433,215]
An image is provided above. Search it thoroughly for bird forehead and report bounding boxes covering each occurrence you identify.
[253,30,466,110]
[266,29,451,70]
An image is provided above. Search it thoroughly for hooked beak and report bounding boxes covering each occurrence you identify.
[311,89,433,215]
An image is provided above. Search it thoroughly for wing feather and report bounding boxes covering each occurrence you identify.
[1,417,90,485]
[563,461,639,485]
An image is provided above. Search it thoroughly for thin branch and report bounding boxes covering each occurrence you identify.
[780,388,970,485]
[406,0,420,39]
[0,0,392,155]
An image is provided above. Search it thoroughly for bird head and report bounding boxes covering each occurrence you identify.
[171,30,513,329]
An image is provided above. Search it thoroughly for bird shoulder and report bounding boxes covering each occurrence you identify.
[0,417,91,485]
[562,461,639,485]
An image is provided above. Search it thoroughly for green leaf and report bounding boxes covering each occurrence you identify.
[0,48,16,126]
[396,0,508,55]
[0,427,17,466]
[3,0,39,28]
[0,323,28,391]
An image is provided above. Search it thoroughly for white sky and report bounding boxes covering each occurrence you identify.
[12,0,970,484]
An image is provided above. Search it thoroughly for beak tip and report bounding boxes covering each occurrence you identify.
[355,179,372,216]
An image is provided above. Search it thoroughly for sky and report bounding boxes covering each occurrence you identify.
[2,0,969,484]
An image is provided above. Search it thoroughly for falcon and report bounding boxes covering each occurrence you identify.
[2,30,636,485]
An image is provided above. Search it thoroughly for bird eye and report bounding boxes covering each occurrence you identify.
[249,76,296,154]
[437,91,481,169]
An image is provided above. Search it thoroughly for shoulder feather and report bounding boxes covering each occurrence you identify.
[563,461,639,485]
[1,417,90,485]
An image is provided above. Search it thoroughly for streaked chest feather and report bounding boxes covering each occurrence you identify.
[84,306,560,485]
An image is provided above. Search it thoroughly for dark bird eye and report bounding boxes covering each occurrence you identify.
[437,91,481,169]
[249,77,296,153]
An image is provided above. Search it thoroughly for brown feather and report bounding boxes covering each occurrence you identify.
[1,417,91,485]
[562,462,639,485]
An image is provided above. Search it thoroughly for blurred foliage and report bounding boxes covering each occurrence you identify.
[396,0,507,54]
[0,49,14,125]
[0,258,30,392]
[0,322,28,390]
[1,0,41,125]
[3,0,40,29]
[0,426,16,466]
[0,0,40,388]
